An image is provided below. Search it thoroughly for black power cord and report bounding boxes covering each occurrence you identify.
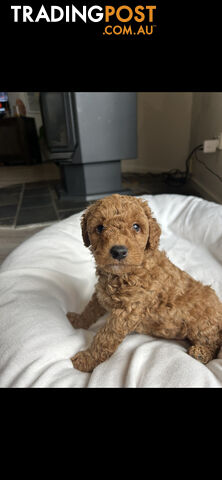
[122,144,204,186]
[194,148,222,183]
[164,143,203,185]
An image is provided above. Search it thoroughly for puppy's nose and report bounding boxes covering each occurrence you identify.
[110,245,128,261]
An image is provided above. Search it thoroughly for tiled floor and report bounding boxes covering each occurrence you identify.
[122,172,204,198]
[0,181,89,227]
[0,175,205,228]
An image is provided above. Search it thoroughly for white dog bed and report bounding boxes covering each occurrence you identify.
[0,194,222,388]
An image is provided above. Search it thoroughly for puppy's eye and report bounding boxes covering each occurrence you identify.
[96,225,104,234]
[133,223,140,232]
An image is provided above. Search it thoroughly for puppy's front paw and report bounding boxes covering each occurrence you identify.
[67,312,85,329]
[71,350,98,372]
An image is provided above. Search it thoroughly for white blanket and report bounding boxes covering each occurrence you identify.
[0,194,222,388]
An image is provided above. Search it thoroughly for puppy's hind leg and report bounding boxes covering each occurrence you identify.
[187,343,219,364]
[67,292,106,330]
[187,323,222,364]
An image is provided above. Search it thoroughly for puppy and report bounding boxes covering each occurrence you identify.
[67,194,222,372]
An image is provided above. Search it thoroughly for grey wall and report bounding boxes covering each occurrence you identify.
[122,92,193,174]
[190,92,222,203]
[123,91,222,204]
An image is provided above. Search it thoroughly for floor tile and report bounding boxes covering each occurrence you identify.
[0,193,21,206]
[0,184,23,195]
[21,194,52,208]
[55,198,89,210]
[58,208,84,220]
[23,186,50,197]
[0,204,17,219]
[0,217,15,226]
[0,184,22,207]
[24,181,50,189]
[16,206,58,226]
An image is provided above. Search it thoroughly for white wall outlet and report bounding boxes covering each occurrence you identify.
[203,139,219,153]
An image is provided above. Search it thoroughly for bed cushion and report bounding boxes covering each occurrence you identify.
[0,194,222,388]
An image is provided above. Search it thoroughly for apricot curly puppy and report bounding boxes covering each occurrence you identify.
[67,194,222,372]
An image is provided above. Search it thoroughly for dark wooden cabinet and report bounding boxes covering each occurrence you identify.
[0,116,41,165]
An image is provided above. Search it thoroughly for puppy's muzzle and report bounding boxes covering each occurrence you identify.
[110,245,128,261]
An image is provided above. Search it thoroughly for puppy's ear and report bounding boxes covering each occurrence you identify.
[81,209,91,247]
[139,200,161,250]
[81,199,101,247]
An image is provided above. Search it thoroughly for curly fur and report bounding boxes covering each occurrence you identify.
[67,194,222,372]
